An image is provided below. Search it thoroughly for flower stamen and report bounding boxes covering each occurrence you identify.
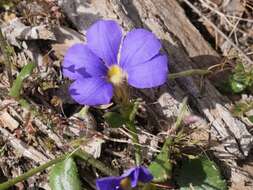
[107,65,124,85]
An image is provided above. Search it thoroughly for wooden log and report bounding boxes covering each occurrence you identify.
[111,0,253,159]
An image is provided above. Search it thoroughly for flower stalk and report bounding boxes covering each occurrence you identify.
[0,154,66,190]
[168,69,211,79]
[116,88,142,166]
[0,150,118,190]
[127,121,142,166]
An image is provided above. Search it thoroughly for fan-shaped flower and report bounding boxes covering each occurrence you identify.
[96,166,153,190]
[63,20,168,105]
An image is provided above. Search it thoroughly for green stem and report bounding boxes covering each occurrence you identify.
[168,97,188,135]
[0,150,118,190]
[0,154,67,190]
[169,69,211,79]
[118,100,142,166]
[127,122,141,166]
[174,97,188,131]
[0,27,13,86]
[74,150,118,176]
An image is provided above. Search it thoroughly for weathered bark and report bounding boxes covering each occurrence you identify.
[115,0,253,158]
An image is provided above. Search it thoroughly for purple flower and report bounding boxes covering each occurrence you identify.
[63,20,168,105]
[96,166,153,190]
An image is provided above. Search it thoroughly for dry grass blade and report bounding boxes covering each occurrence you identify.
[200,0,253,23]
[182,0,253,65]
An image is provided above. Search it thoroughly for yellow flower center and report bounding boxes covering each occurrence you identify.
[107,65,124,85]
[120,177,132,190]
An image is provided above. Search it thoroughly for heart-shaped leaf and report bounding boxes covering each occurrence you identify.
[49,157,82,190]
[104,112,127,128]
[175,156,227,190]
[247,115,253,123]
[148,138,172,182]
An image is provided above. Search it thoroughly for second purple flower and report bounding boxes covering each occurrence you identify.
[63,20,168,105]
[96,166,153,190]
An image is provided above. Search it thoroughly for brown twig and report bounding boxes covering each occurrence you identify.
[181,0,253,65]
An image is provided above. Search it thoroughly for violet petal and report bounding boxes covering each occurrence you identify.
[87,20,122,67]
[126,54,168,88]
[63,44,107,80]
[121,166,153,187]
[120,29,161,69]
[96,176,122,190]
[137,166,154,183]
[69,77,113,105]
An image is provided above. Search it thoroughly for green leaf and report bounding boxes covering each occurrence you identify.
[49,157,82,190]
[149,138,173,182]
[232,101,253,117]
[175,156,227,190]
[232,102,249,117]
[0,0,14,9]
[119,101,139,121]
[148,97,188,183]
[233,63,245,79]
[229,77,246,93]
[247,115,253,123]
[9,62,36,98]
[104,112,127,128]
[218,63,253,94]
[227,63,253,93]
